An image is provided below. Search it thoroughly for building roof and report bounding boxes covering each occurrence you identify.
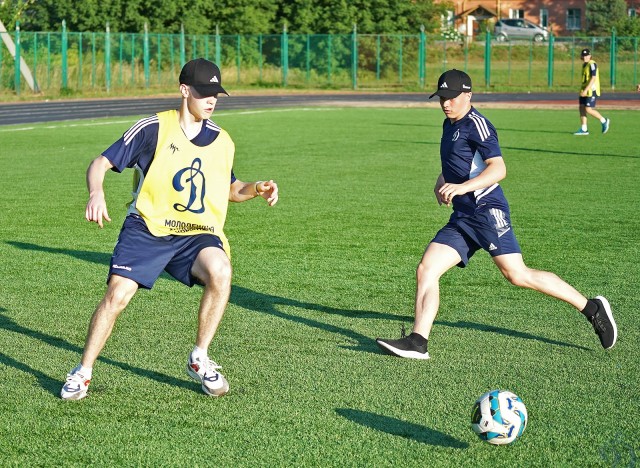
[458,5,498,19]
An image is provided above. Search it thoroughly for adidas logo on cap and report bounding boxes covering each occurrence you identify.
[440,82,448,88]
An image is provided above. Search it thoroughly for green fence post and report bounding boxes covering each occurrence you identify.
[130,33,135,85]
[14,22,20,95]
[419,25,425,88]
[327,34,332,85]
[236,35,241,84]
[78,32,83,89]
[157,33,161,85]
[281,24,288,87]
[306,34,310,82]
[61,20,68,89]
[442,34,447,72]
[634,37,638,87]
[570,36,575,86]
[528,39,533,87]
[105,23,111,92]
[547,34,554,88]
[507,41,512,83]
[352,24,358,90]
[119,33,124,86]
[180,24,185,66]
[144,22,150,88]
[47,32,51,88]
[258,33,263,81]
[398,34,403,84]
[215,25,221,65]
[33,33,39,93]
[91,32,96,88]
[376,34,381,81]
[484,30,490,88]
[610,27,616,89]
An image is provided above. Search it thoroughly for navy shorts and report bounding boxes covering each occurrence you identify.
[579,96,597,107]
[431,207,521,268]
[108,214,225,289]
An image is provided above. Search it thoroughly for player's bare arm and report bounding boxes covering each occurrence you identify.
[438,157,506,207]
[85,155,114,228]
[229,179,279,206]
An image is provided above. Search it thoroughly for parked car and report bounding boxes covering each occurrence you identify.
[494,19,549,42]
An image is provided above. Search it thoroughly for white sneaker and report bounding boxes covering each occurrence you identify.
[186,355,229,396]
[60,367,91,401]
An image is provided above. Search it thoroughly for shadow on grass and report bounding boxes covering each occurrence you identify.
[6,241,402,355]
[336,408,468,448]
[501,145,640,159]
[6,241,588,355]
[0,309,197,397]
[230,285,398,354]
[438,320,590,351]
[378,139,638,159]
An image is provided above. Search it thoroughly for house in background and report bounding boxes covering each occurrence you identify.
[440,0,639,39]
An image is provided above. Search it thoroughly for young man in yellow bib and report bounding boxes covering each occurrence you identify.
[61,58,279,400]
[574,48,610,136]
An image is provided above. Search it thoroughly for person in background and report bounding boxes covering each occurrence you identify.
[574,48,610,136]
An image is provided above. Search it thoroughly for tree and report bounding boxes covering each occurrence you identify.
[7,0,447,34]
[586,0,627,34]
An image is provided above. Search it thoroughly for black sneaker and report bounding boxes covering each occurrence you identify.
[590,296,617,350]
[376,333,430,360]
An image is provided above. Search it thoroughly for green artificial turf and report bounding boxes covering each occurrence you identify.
[0,105,638,466]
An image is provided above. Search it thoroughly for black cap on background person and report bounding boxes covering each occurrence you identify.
[429,69,473,99]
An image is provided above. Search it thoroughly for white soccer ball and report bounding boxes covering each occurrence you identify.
[471,389,528,445]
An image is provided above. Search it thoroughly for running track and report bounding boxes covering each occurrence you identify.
[0,91,638,126]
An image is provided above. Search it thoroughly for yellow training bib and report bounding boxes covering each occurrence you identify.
[132,110,235,255]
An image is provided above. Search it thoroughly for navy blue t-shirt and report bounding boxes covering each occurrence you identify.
[440,106,509,215]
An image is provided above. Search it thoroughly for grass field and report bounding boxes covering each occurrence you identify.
[0,105,638,466]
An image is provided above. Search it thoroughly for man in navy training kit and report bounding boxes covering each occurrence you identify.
[376,69,617,360]
[61,58,279,400]
[574,48,610,136]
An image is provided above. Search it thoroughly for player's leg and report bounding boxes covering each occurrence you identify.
[82,275,139,366]
[190,246,232,350]
[61,215,172,401]
[376,242,461,359]
[575,104,590,135]
[492,253,616,349]
[185,245,232,396]
[413,242,463,338]
[61,275,139,400]
[493,253,586,308]
[585,101,610,133]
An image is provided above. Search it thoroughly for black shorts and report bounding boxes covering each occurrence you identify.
[108,214,225,289]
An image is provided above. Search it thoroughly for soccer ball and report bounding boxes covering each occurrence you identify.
[471,389,528,445]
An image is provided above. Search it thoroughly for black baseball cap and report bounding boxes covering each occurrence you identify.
[429,69,472,99]
[581,48,591,57]
[179,58,228,97]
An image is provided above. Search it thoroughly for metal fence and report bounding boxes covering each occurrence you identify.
[1,22,638,96]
